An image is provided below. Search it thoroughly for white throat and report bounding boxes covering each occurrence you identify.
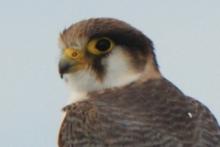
[63,48,141,104]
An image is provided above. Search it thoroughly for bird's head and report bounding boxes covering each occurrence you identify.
[58,18,161,100]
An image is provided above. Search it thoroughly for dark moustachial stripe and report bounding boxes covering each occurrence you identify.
[91,57,106,81]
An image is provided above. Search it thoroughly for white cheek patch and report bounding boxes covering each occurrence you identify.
[103,48,141,87]
[64,47,141,104]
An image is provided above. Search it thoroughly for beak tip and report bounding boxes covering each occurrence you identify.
[59,73,64,79]
[59,60,71,79]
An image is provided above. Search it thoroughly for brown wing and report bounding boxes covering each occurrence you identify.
[184,96,220,146]
[58,78,220,147]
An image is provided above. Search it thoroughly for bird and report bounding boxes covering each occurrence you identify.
[58,18,220,147]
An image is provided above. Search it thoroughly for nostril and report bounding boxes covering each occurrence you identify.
[71,52,78,58]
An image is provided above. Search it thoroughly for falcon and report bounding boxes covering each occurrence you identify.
[58,18,220,147]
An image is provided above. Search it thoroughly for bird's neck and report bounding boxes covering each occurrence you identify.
[64,70,141,104]
[64,54,161,104]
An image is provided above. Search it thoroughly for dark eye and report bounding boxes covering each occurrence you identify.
[95,38,111,51]
[87,37,114,55]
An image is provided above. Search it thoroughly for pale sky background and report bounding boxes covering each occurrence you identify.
[0,0,220,147]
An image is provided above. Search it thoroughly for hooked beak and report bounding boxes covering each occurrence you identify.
[58,48,87,78]
[59,59,73,78]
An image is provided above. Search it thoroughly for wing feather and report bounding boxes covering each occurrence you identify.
[58,79,220,147]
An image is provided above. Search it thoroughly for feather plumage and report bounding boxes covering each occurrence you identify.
[58,78,220,147]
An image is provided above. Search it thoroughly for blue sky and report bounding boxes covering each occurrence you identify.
[0,0,220,147]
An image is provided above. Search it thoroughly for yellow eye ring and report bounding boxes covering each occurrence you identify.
[87,37,114,55]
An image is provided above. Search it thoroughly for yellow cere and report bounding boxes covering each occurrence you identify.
[64,48,83,61]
